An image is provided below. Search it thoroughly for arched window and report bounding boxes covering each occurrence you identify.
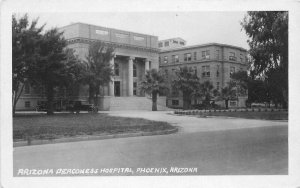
[133,64,137,77]
[114,63,119,76]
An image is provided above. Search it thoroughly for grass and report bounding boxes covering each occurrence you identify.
[13,113,174,141]
[203,111,288,120]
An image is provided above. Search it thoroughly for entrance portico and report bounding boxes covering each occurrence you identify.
[108,55,152,97]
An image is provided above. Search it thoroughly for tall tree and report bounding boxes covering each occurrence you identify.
[231,71,270,106]
[140,69,167,111]
[83,42,114,105]
[29,28,69,115]
[63,48,86,98]
[241,11,288,108]
[196,81,217,107]
[12,14,44,116]
[172,66,200,110]
[221,81,236,109]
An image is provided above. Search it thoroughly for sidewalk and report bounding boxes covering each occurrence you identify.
[107,111,287,133]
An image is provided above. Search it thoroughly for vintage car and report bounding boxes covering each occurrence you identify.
[66,100,98,113]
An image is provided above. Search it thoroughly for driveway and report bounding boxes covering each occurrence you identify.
[13,111,288,176]
[107,111,287,133]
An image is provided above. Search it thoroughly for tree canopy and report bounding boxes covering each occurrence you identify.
[83,41,114,104]
[241,11,288,108]
[12,14,44,115]
[29,28,71,114]
[140,69,167,111]
[172,66,200,110]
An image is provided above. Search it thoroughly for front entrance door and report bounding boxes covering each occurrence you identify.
[114,81,121,96]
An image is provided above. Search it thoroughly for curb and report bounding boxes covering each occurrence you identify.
[13,128,178,147]
[174,108,288,115]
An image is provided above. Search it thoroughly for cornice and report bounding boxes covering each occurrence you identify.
[66,38,160,53]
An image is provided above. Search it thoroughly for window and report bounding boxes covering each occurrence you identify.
[164,41,169,46]
[189,67,193,72]
[216,65,220,77]
[202,66,210,77]
[216,82,220,90]
[216,50,220,59]
[194,66,197,75]
[114,63,119,76]
[230,101,237,106]
[133,82,137,95]
[133,36,144,41]
[149,61,152,69]
[133,64,137,77]
[25,101,30,108]
[95,30,109,35]
[159,57,161,63]
[202,50,210,59]
[229,52,236,61]
[173,40,178,44]
[158,42,163,48]
[172,55,175,63]
[180,41,185,45]
[24,82,30,94]
[172,100,179,106]
[184,53,192,61]
[230,66,235,78]
[115,33,128,38]
[164,56,168,63]
[240,54,243,62]
[172,55,179,63]
[193,52,197,60]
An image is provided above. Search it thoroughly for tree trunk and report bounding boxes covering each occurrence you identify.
[182,92,191,110]
[152,91,157,111]
[225,99,229,109]
[47,84,54,115]
[88,83,94,104]
[282,89,288,109]
[94,85,100,107]
[12,83,24,117]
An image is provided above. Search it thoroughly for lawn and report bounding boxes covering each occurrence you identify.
[13,113,174,141]
[204,111,288,120]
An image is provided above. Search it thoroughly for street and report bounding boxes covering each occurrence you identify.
[13,111,288,176]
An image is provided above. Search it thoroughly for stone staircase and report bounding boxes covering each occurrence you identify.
[109,96,171,111]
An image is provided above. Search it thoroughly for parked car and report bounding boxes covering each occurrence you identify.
[66,100,98,113]
[35,101,63,112]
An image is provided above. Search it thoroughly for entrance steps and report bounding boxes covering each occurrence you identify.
[110,96,171,111]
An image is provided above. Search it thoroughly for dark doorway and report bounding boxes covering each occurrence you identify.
[114,81,121,96]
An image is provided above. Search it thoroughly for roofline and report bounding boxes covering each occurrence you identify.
[59,22,158,38]
[159,43,247,52]
[158,37,186,43]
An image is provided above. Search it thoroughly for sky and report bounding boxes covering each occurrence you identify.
[20,12,249,50]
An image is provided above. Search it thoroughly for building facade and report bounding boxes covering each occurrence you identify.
[159,42,248,108]
[15,23,248,111]
[16,23,160,111]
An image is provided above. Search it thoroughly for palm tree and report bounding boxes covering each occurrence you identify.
[221,81,236,109]
[140,69,167,111]
[172,66,200,110]
[196,81,216,108]
[83,42,114,105]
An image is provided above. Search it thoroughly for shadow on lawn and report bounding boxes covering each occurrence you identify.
[13,113,174,144]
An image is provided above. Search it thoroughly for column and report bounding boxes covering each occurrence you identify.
[145,59,150,74]
[109,56,115,96]
[128,56,134,96]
